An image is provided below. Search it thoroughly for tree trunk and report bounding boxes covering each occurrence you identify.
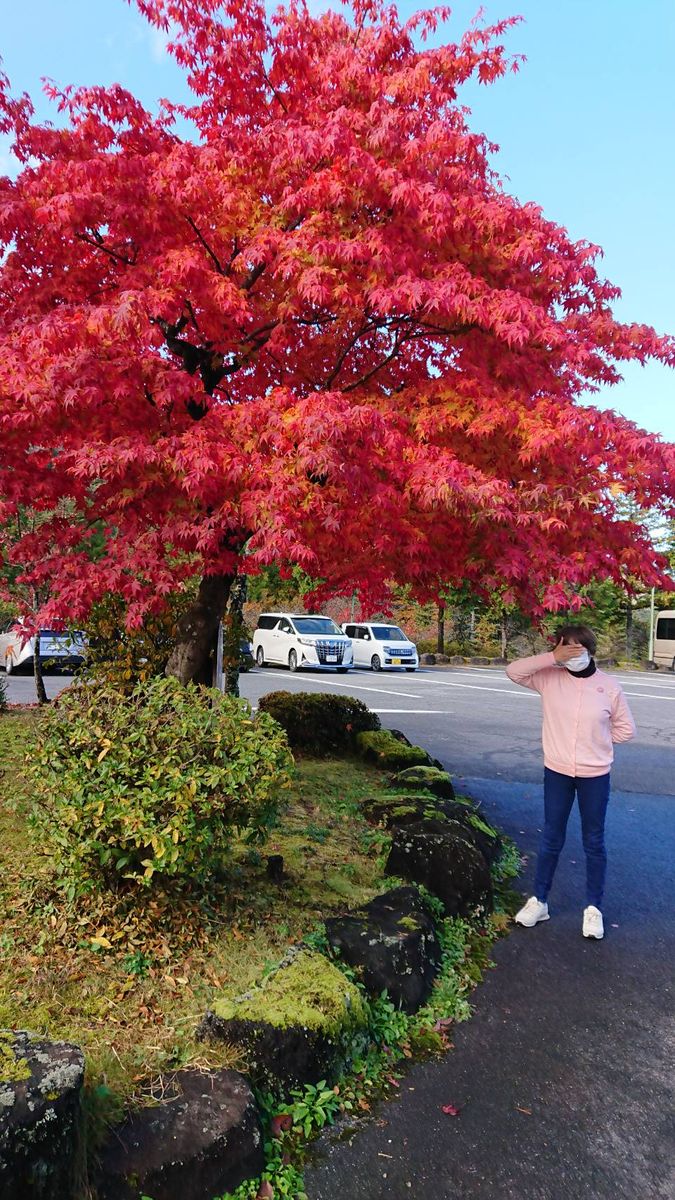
[223,574,248,698]
[501,611,508,659]
[165,573,234,685]
[625,603,634,661]
[33,638,49,706]
[436,604,445,654]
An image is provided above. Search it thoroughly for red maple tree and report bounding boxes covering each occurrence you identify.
[1,0,673,682]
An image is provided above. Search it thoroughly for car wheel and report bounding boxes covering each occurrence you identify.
[405,667,416,673]
[371,654,382,672]
[288,649,299,672]
[256,646,265,668]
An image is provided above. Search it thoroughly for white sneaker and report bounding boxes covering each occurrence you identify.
[515,896,550,927]
[582,906,604,939]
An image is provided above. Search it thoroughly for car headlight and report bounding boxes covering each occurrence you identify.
[297,637,315,646]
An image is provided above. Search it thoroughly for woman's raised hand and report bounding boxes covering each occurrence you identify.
[552,638,584,664]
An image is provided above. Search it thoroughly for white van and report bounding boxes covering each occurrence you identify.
[253,612,353,673]
[653,610,675,670]
[342,622,418,672]
[0,620,86,674]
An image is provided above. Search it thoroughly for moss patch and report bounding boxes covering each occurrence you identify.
[355,731,430,769]
[389,766,454,792]
[212,949,367,1036]
[360,792,453,827]
[466,812,499,838]
[0,1032,31,1083]
[397,915,420,931]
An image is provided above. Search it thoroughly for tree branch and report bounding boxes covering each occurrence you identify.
[322,320,374,389]
[262,66,288,114]
[185,216,226,275]
[344,331,407,392]
[76,231,137,265]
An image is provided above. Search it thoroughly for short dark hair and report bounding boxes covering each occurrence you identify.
[554,623,597,656]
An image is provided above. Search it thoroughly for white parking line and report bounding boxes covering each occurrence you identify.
[256,672,422,699]
[424,665,675,689]
[373,709,449,714]
[411,678,538,697]
[622,691,675,701]
[415,671,675,701]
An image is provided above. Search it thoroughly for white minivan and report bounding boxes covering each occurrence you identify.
[653,610,675,670]
[0,620,86,674]
[342,622,419,672]
[253,612,353,673]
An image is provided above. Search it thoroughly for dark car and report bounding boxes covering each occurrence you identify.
[240,639,255,672]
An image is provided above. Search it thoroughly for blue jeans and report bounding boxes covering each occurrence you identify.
[534,768,610,909]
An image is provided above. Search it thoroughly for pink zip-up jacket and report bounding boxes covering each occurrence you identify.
[505,652,636,778]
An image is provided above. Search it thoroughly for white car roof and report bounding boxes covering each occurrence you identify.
[260,612,331,619]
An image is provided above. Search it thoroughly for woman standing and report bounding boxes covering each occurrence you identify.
[506,624,636,939]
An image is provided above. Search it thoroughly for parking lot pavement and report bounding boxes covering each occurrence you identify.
[240,664,675,797]
[3,673,75,705]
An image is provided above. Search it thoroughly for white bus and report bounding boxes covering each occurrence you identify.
[653,610,675,670]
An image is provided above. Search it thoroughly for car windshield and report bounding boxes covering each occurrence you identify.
[372,626,407,641]
[40,630,84,639]
[293,617,343,636]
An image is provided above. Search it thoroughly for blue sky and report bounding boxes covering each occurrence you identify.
[2,0,673,440]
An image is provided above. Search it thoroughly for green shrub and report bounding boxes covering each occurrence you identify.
[355,730,430,769]
[27,676,293,896]
[82,590,196,694]
[416,639,468,657]
[257,691,380,755]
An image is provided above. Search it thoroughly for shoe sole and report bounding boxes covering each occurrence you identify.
[515,914,550,927]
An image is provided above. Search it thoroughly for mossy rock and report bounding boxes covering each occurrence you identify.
[364,791,501,864]
[355,730,430,769]
[0,1030,85,1200]
[386,819,493,917]
[361,792,466,828]
[97,1069,263,1200]
[388,765,456,801]
[463,811,502,863]
[199,949,368,1092]
[324,886,442,1013]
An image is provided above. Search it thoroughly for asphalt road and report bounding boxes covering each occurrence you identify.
[6,661,674,1198]
[236,662,675,797]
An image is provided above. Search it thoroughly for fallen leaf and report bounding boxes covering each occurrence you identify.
[256,1183,274,1200]
[441,1104,460,1116]
[516,1106,532,1115]
[270,1113,293,1138]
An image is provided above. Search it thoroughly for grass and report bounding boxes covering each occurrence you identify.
[0,711,393,1109]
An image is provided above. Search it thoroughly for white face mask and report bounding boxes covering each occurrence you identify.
[565,649,591,672]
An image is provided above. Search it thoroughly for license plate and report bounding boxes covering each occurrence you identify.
[326,655,337,663]
[41,642,69,656]
[392,657,401,665]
